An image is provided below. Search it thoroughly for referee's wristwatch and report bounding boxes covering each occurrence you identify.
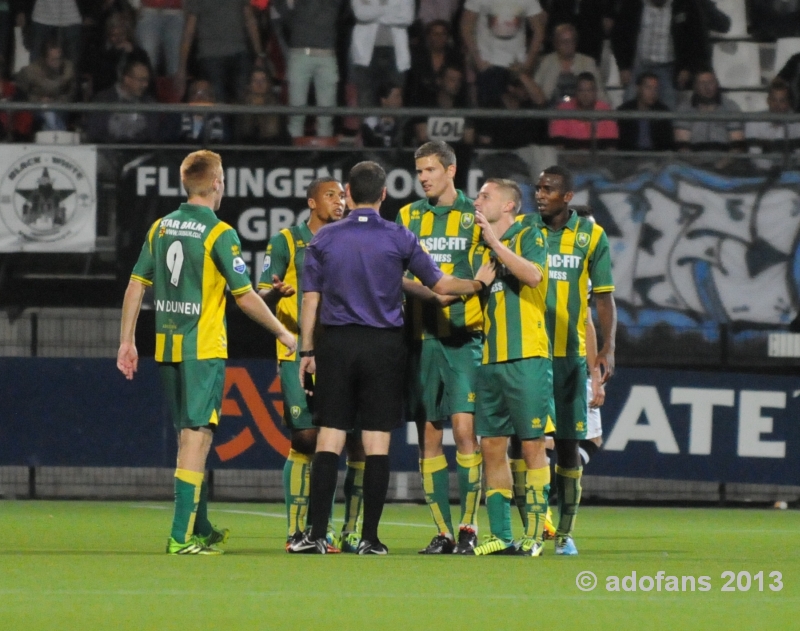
[299,350,315,357]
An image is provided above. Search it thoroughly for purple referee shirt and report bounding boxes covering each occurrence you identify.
[302,208,444,328]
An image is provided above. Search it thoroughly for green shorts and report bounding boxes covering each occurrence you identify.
[406,335,482,423]
[279,360,314,430]
[475,357,554,439]
[552,356,588,440]
[159,359,225,431]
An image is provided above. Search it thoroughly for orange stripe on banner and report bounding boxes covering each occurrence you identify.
[224,367,290,458]
[215,428,256,462]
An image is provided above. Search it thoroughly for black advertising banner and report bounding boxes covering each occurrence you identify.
[115,149,434,286]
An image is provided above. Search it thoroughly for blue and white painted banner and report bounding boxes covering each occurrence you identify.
[571,164,800,331]
[0,145,97,252]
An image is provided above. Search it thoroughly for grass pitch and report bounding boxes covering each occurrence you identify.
[0,501,797,631]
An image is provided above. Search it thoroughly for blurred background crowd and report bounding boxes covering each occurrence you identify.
[0,0,799,153]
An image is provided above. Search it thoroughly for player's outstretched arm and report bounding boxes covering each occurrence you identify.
[431,267,492,297]
[594,292,617,383]
[235,289,297,356]
[402,277,459,306]
[118,279,146,380]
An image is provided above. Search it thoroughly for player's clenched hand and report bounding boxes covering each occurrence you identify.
[117,342,138,380]
[595,351,615,384]
[272,274,296,297]
[589,372,605,408]
[299,356,316,395]
[474,259,496,288]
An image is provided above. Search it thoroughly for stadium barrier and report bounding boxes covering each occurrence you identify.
[1,357,798,504]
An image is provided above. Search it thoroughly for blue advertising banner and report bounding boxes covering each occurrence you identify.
[1,359,797,485]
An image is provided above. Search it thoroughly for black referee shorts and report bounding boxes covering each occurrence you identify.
[313,325,407,432]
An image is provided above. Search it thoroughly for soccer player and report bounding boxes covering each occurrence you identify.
[469,178,552,556]
[117,150,296,555]
[397,140,484,555]
[258,178,366,553]
[514,165,616,556]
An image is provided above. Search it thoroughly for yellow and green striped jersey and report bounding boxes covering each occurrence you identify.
[256,222,313,361]
[470,221,550,364]
[396,190,482,340]
[518,210,615,357]
[131,203,252,362]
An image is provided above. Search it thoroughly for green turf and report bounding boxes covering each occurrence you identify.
[0,501,797,631]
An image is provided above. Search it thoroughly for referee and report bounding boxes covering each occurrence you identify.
[289,161,496,555]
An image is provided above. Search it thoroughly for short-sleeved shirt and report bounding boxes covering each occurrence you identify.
[519,210,614,357]
[396,190,482,340]
[303,208,443,328]
[463,0,542,68]
[469,221,549,364]
[184,0,249,58]
[131,203,252,362]
[257,221,313,361]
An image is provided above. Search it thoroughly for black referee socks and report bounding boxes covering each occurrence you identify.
[308,451,340,541]
[361,455,390,543]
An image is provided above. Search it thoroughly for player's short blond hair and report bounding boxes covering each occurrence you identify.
[180,150,222,197]
[485,177,522,215]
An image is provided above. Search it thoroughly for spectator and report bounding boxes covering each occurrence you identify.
[85,58,159,142]
[413,63,473,144]
[0,1,13,72]
[350,0,414,107]
[361,83,407,147]
[87,11,151,97]
[164,78,230,142]
[477,69,545,148]
[461,0,546,107]
[16,0,84,71]
[235,67,288,144]
[540,0,614,64]
[416,0,461,28]
[549,71,618,149]
[15,38,76,131]
[748,0,800,41]
[178,0,267,103]
[285,0,345,140]
[611,0,710,110]
[674,69,743,152]
[617,71,673,150]
[777,52,800,113]
[406,20,464,108]
[530,22,606,107]
[745,78,800,170]
[0,55,34,140]
[135,0,184,78]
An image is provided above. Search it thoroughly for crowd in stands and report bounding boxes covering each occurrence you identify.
[0,0,797,156]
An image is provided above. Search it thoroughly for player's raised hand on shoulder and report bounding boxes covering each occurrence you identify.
[475,211,500,249]
[272,274,296,297]
[117,342,138,380]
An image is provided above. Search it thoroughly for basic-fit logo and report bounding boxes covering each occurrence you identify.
[0,152,94,243]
